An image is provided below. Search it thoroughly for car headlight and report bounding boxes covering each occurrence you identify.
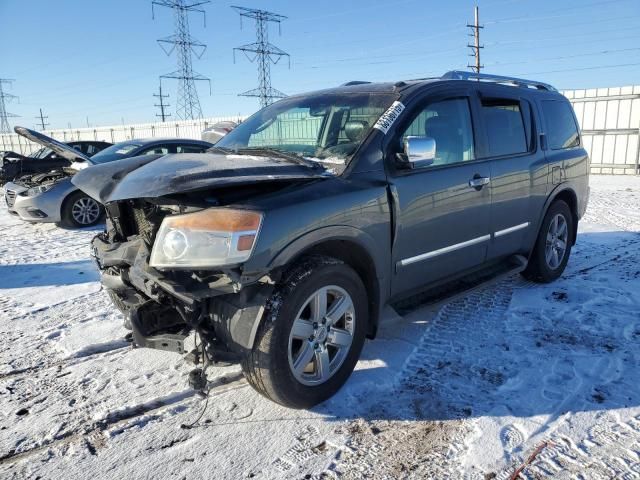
[24,184,54,197]
[149,208,263,269]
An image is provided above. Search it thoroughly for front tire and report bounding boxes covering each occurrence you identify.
[522,200,574,283]
[61,191,103,228]
[242,256,368,409]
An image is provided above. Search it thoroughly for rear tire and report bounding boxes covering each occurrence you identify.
[241,255,368,409]
[522,200,573,283]
[61,191,103,228]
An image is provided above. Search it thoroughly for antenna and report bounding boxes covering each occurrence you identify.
[232,6,290,108]
[467,5,484,74]
[153,82,171,122]
[35,108,50,131]
[152,0,211,120]
[0,79,18,134]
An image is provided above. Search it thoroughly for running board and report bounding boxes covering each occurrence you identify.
[392,255,527,315]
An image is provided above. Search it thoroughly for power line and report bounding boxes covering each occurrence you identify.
[153,82,171,122]
[36,108,49,130]
[232,6,290,108]
[0,79,18,134]
[152,0,211,120]
[467,5,484,73]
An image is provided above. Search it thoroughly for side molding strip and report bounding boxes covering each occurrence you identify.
[494,222,530,238]
[398,235,491,267]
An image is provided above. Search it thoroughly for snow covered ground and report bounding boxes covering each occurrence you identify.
[1,175,639,479]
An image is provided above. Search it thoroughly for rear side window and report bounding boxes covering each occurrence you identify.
[542,100,580,149]
[481,99,528,157]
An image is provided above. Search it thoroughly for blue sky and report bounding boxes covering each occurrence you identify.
[0,0,638,129]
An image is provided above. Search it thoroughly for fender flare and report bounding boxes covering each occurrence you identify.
[531,184,579,249]
[268,225,387,338]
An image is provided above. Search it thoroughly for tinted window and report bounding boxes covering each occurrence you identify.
[481,99,528,157]
[138,145,170,156]
[543,100,580,149]
[401,98,475,166]
[176,144,207,153]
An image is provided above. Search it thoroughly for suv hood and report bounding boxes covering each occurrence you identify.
[71,152,332,203]
[14,126,91,168]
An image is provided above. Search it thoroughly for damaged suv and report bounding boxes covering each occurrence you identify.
[75,71,589,408]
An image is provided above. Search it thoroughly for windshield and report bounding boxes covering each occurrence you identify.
[90,142,142,164]
[30,147,52,159]
[216,92,397,168]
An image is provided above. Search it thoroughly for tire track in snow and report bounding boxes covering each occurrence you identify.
[0,372,247,467]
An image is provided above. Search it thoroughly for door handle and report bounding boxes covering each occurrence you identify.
[468,176,490,190]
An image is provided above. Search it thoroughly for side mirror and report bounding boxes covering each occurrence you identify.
[402,136,436,168]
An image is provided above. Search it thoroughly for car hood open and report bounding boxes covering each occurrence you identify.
[71,152,332,203]
[14,126,91,167]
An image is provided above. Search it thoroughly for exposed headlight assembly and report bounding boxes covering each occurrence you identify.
[149,208,263,269]
[24,184,54,197]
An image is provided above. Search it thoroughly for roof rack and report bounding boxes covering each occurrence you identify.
[341,81,371,86]
[441,70,557,92]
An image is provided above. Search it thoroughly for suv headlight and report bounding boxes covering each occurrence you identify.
[24,184,54,197]
[149,208,263,269]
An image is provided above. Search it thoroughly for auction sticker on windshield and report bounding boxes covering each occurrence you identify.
[373,101,405,134]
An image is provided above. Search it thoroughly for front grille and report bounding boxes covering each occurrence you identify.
[5,189,16,208]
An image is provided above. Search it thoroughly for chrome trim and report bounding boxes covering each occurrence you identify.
[399,234,491,267]
[494,222,529,238]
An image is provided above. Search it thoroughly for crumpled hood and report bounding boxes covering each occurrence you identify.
[71,152,331,203]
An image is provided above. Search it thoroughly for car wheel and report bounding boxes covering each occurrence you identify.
[241,255,368,409]
[61,191,103,228]
[522,200,573,283]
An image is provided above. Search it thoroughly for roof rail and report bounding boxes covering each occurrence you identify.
[441,70,557,92]
[341,81,371,86]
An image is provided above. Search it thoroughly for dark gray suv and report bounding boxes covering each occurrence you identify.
[74,71,589,408]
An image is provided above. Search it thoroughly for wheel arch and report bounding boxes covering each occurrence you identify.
[536,186,579,247]
[268,227,386,339]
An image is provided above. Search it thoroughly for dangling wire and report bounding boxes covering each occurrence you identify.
[180,332,211,430]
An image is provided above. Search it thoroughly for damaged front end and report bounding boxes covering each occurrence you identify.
[92,198,275,366]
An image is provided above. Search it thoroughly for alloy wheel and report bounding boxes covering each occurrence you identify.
[287,285,356,386]
[71,197,100,225]
[545,213,568,269]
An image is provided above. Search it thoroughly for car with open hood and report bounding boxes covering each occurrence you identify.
[4,127,212,227]
[0,138,112,186]
[76,71,589,408]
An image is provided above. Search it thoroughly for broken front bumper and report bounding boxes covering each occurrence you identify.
[92,234,273,357]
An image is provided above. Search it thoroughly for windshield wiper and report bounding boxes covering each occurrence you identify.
[235,147,324,170]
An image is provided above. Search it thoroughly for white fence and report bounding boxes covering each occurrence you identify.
[562,86,640,175]
[0,116,244,156]
[2,85,640,174]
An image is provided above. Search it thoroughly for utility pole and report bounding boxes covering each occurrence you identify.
[152,0,211,120]
[0,79,19,134]
[153,82,171,122]
[36,108,50,131]
[232,6,290,108]
[467,5,484,74]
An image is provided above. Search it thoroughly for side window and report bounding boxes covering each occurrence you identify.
[400,98,475,166]
[481,98,528,157]
[542,100,580,149]
[139,145,170,155]
[176,144,206,153]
